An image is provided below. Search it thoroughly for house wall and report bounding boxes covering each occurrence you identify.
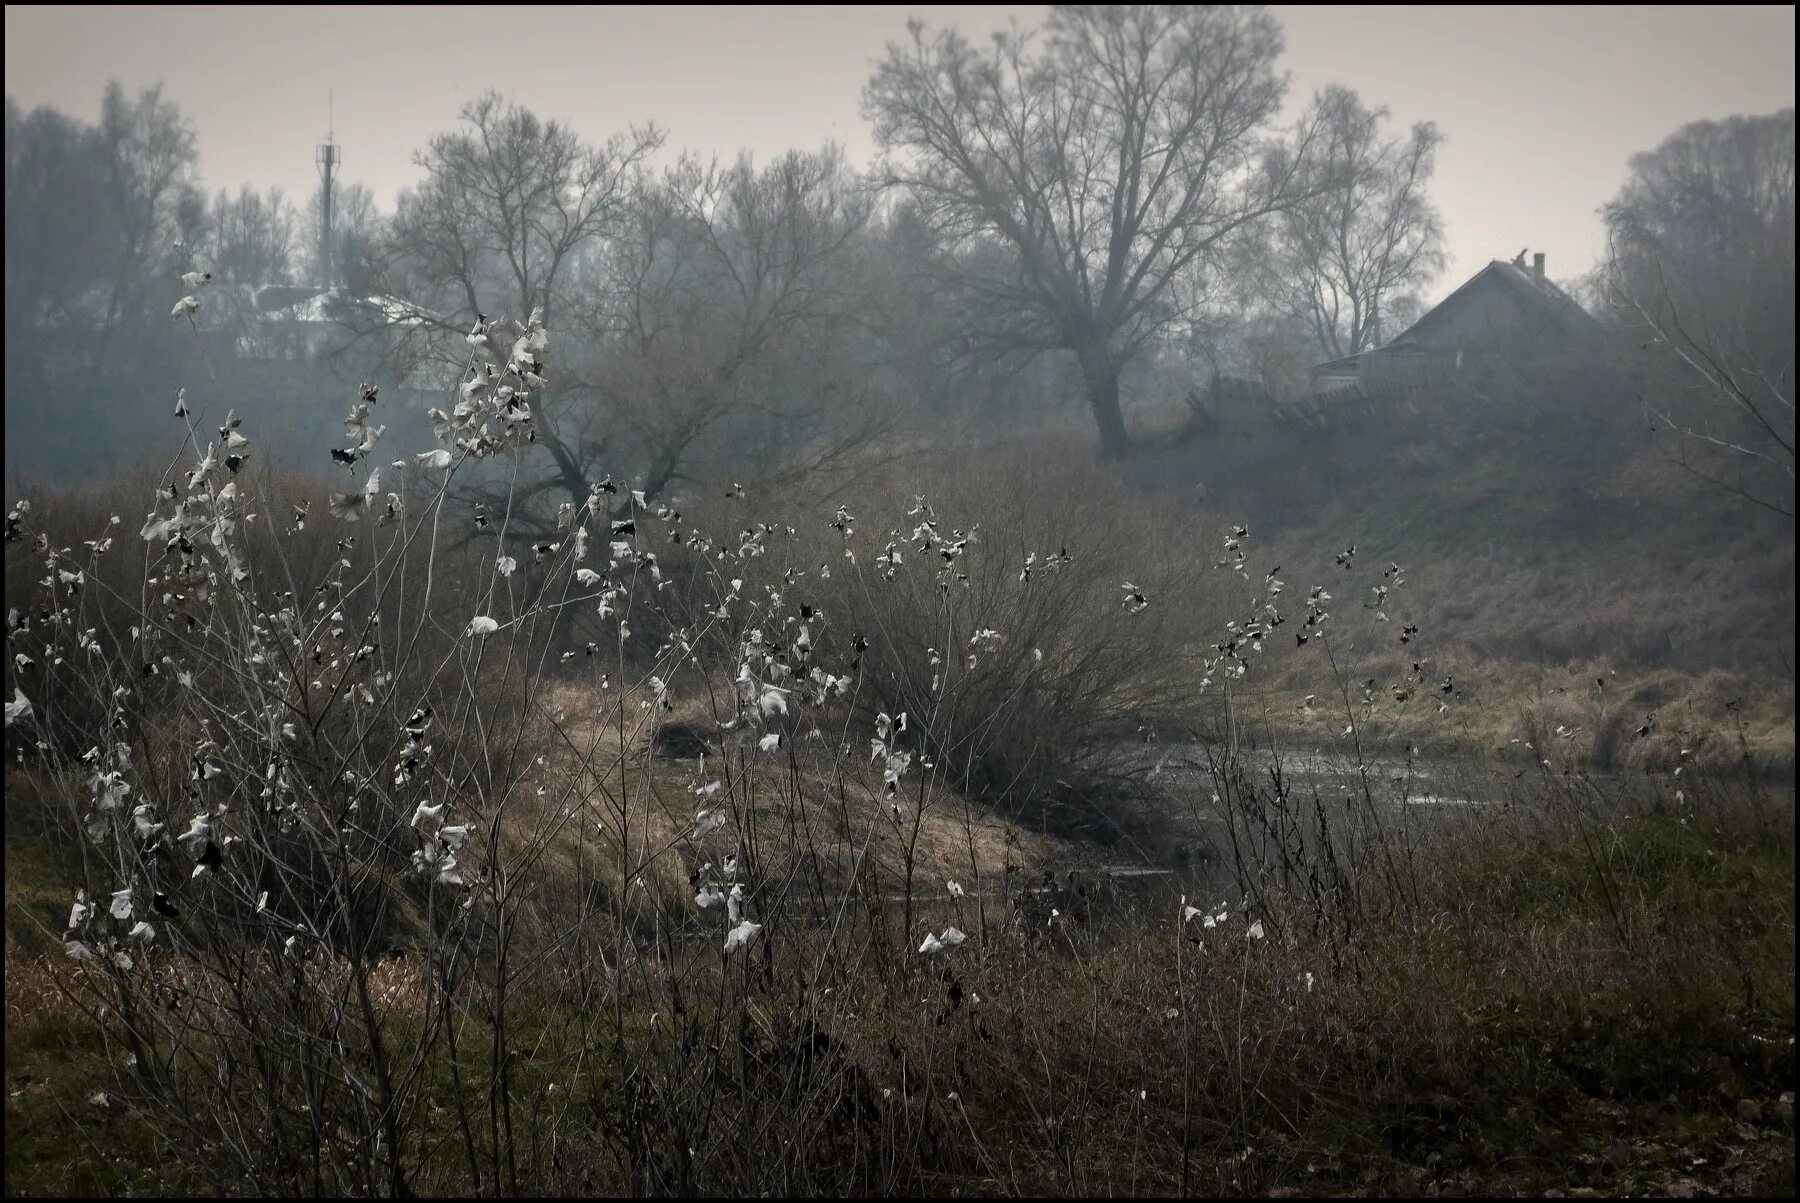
[1359,349,1455,394]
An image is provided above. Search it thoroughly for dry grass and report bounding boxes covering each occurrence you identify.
[4,353,1794,1197]
[8,777,1791,1197]
[1244,647,1796,776]
[1117,368,1796,776]
[513,680,1071,897]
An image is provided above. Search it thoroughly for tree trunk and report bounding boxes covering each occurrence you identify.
[533,416,591,511]
[1077,342,1131,460]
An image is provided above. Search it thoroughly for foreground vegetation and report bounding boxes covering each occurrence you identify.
[7,769,1793,1196]
[4,325,1794,1195]
[6,4,1792,1194]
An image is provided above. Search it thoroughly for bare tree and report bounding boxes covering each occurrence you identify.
[204,184,294,285]
[299,179,382,289]
[560,147,878,507]
[1601,109,1795,515]
[379,92,661,502]
[5,84,205,482]
[1243,85,1445,360]
[865,5,1326,458]
[5,99,112,334]
[91,83,207,387]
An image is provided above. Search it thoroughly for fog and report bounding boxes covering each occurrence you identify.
[8,8,1795,292]
[2,6,1795,1197]
[4,4,1794,482]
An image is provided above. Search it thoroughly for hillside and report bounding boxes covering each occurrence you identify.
[725,369,1795,776]
[1113,371,1796,770]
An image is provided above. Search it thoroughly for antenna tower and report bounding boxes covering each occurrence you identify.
[316,92,341,289]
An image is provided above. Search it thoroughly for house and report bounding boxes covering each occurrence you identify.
[172,284,460,459]
[190,284,456,391]
[1309,251,1603,403]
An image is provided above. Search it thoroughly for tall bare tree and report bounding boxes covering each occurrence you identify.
[865,5,1325,458]
[378,92,661,501]
[91,83,206,384]
[389,93,658,328]
[1243,85,1445,360]
[1601,109,1795,515]
[204,184,294,285]
[4,84,206,481]
[562,147,877,506]
[299,179,381,289]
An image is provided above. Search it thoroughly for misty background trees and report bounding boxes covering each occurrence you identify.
[865,6,1326,459]
[566,147,880,507]
[203,186,295,286]
[1598,108,1795,515]
[1239,85,1446,361]
[3,5,1794,515]
[6,84,204,478]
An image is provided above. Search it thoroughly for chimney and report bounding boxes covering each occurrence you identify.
[1532,252,1545,282]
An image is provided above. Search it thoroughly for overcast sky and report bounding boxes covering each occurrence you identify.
[6,5,1794,298]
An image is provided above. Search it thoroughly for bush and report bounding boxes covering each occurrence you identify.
[661,450,1231,841]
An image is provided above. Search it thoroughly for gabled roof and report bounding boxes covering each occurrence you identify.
[1386,259,1600,350]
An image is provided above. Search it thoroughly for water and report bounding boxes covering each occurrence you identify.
[1127,741,1516,810]
[663,746,1537,957]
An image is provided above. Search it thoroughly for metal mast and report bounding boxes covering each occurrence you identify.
[315,93,340,289]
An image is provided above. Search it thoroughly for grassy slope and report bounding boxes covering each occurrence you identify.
[1112,392,1796,773]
